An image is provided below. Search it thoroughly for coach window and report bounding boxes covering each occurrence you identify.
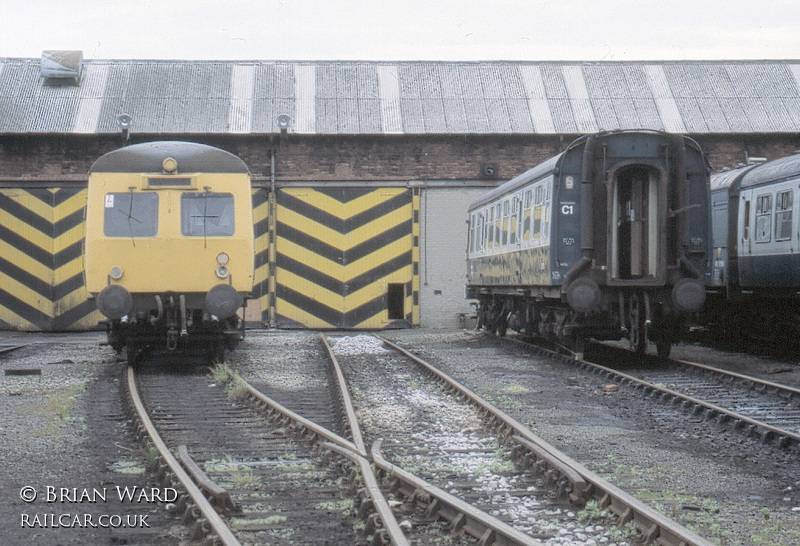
[469,213,476,253]
[479,212,486,251]
[508,199,515,245]
[533,186,543,239]
[755,194,772,243]
[523,189,532,241]
[104,193,159,237]
[775,190,793,241]
[543,182,552,239]
[502,200,510,246]
[495,203,502,248]
[742,199,751,240]
[181,192,235,237]
[516,196,524,244]
[475,213,482,253]
[475,213,481,253]
[487,207,495,248]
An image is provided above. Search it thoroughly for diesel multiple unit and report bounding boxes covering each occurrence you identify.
[83,141,255,362]
[466,130,712,357]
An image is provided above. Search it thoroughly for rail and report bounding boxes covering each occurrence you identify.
[125,366,241,546]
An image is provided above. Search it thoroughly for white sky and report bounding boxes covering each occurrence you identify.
[3,0,800,61]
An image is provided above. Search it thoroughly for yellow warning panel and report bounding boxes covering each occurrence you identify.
[274,187,418,329]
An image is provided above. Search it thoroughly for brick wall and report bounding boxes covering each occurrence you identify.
[3,133,799,183]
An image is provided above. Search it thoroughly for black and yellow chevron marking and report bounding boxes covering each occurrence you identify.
[0,188,101,331]
[274,187,417,329]
[0,186,418,332]
[251,188,271,323]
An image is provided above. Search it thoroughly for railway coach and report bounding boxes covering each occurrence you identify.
[466,130,712,358]
[703,152,800,344]
[83,141,255,363]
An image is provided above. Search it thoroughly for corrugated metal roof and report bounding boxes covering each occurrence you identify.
[3,58,800,135]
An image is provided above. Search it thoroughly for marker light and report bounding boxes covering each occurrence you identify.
[110,266,123,280]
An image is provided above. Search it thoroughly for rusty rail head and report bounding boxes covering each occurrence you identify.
[319,334,368,454]
[126,366,241,546]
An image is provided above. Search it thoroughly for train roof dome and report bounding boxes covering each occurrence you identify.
[739,152,800,189]
[468,154,562,211]
[709,164,755,192]
[89,141,249,174]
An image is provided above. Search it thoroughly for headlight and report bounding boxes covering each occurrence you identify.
[216,252,229,265]
[110,266,123,280]
[216,265,229,279]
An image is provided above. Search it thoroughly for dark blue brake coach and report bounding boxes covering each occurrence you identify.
[466,130,712,358]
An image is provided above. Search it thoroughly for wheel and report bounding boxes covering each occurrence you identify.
[628,294,647,355]
[656,340,671,359]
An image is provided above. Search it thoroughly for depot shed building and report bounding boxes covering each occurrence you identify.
[2,53,800,331]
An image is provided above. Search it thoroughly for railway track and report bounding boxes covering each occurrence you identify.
[125,335,526,545]
[123,332,712,545]
[124,356,371,545]
[469,333,800,541]
[328,333,711,546]
[579,342,800,452]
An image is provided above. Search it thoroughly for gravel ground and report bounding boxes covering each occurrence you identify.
[0,332,181,545]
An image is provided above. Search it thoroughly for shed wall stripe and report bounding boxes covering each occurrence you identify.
[377,65,403,134]
[295,64,316,133]
[518,65,555,133]
[644,65,686,132]
[561,66,598,133]
[789,65,800,97]
[72,63,109,133]
[228,64,254,133]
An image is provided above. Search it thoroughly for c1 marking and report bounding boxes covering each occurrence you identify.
[561,204,574,215]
